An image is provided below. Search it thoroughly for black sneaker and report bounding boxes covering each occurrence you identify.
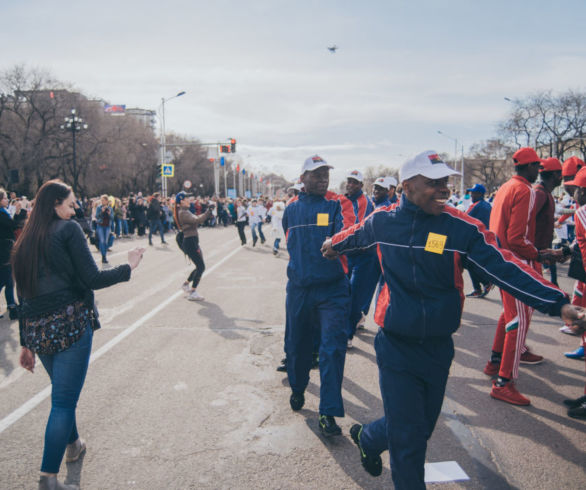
[350,424,383,477]
[563,394,586,408]
[567,403,586,420]
[276,358,287,372]
[101,257,108,264]
[290,391,304,411]
[466,290,482,298]
[252,237,258,247]
[319,414,341,437]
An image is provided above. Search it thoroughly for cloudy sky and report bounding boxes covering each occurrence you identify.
[3,0,586,185]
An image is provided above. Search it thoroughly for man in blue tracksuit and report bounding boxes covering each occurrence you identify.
[339,170,376,346]
[465,183,493,298]
[322,150,584,489]
[283,155,350,437]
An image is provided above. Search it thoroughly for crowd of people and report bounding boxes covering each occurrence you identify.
[3,148,586,489]
[275,150,586,489]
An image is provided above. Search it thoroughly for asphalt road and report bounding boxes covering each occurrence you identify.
[0,225,584,489]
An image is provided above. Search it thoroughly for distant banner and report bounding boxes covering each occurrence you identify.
[104,104,126,114]
[227,188,237,199]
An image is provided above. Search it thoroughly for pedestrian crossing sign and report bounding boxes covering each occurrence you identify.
[162,164,174,177]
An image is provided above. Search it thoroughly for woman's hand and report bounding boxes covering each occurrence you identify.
[128,247,146,270]
[20,347,35,373]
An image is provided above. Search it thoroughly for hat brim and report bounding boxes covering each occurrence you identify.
[302,163,334,173]
[564,178,586,188]
[402,164,460,182]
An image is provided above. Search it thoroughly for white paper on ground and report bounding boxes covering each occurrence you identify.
[424,461,469,483]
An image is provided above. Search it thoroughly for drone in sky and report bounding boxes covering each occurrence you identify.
[327,45,338,53]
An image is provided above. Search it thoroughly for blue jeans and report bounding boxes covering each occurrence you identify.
[273,238,281,250]
[96,225,110,259]
[115,218,128,237]
[250,222,265,243]
[149,219,165,244]
[38,326,93,473]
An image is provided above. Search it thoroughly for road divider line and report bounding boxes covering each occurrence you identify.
[0,245,243,435]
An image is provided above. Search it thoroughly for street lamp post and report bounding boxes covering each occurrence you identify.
[60,109,88,193]
[160,91,186,197]
[437,130,465,196]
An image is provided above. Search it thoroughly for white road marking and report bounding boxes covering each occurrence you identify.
[0,245,243,435]
[424,461,469,483]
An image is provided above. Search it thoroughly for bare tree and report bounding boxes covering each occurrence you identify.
[500,90,586,160]
[465,139,515,193]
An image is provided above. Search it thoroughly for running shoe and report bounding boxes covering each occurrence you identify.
[182,282,192,293]
[187,291,205,301]
[567,403,586,420]
[564,345,585,360]
[483,360,500,377]
[319,415,341,436]
[560,325,580,336]
[347,338,353,349]
[350,424,383,477]
[520,351,544,364]
[490,380,530,406]
[290,391,305,411]
[466,290,482,298]
[356,313,366,330]
[563,394,586,408]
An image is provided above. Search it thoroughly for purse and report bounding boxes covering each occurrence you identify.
[568,243,586,283]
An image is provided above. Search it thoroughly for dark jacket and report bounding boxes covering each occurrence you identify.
[282,192,346,287]
[147,198,161,221]
[0,209,17,265]
[331,195,568,341]
[18,219,131,344]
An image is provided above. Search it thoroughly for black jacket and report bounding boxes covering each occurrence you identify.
[18,219,131,343]
[0,209,17,265]
[147,198,161,220]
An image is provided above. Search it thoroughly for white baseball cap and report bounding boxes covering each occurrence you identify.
[386,176,398,188]
[373,177,387,188]
[399,150,460,182]
[301,155,333,174]
[346,169,364,183]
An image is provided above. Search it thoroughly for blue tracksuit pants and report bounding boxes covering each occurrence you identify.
[360,330,454,490]
[285,278,349,417]
[347,253,380,338]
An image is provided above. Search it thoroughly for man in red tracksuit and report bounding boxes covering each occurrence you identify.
[484,147,560,405]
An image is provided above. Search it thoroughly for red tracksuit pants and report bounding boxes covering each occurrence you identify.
[491,261,541,380]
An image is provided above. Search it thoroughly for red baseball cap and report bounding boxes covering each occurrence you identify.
[562,156,585,177]
[540,157,562,172]
[512,147,542,166]
[565,166,586,188]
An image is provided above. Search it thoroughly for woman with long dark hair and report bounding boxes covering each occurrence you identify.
[12,180,145,490]
[174,191,212,301]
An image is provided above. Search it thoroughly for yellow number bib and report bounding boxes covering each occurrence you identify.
[317,213,329,226]
[424,233,447,254]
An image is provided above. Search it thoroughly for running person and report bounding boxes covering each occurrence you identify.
[174,192,212,301]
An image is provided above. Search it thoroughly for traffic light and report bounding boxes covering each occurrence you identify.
[230,138,236,153]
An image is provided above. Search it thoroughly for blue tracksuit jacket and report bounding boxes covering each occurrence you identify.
[283,192,346,287]
[331,195,569,341]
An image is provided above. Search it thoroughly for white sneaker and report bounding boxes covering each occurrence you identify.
[182,282,192,293]
[187,290,205,301]
[560,325,579,336]
[347,338,353,349]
